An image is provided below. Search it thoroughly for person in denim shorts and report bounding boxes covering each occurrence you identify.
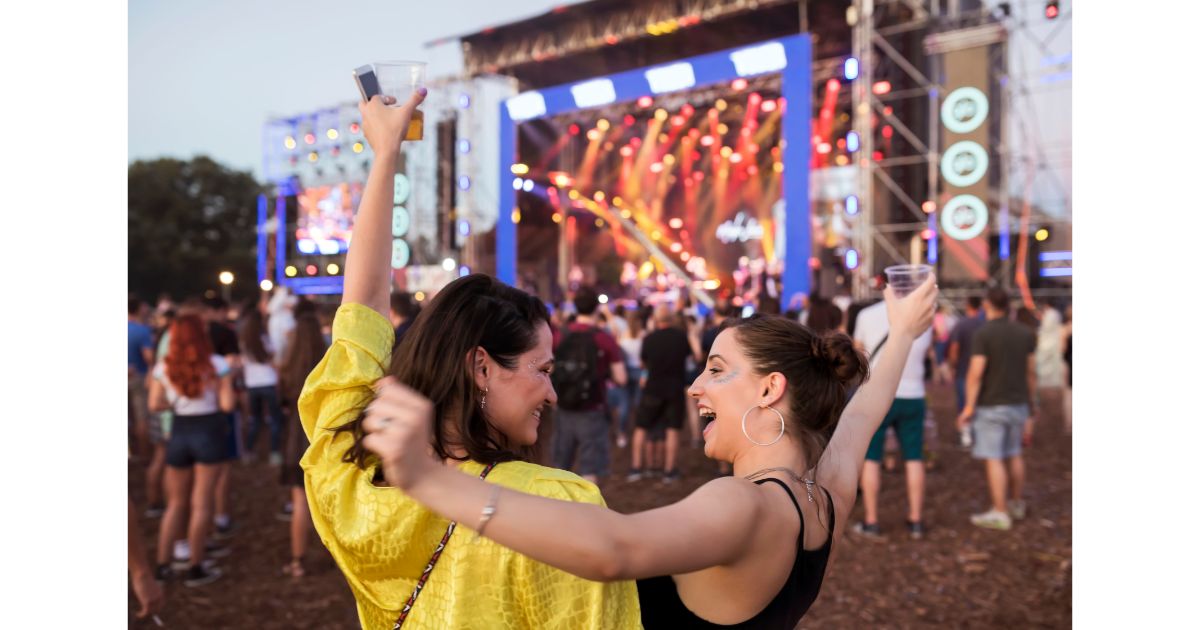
[957,288,1038,531]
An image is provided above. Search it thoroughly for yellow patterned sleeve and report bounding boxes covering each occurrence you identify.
[510,472,644,630]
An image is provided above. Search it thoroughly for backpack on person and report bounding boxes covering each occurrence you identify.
[553,328,600,410]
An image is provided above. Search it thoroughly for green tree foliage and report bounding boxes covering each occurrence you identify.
[128,156,264,301]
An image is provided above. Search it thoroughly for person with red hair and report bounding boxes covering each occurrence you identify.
[148,313,234,587]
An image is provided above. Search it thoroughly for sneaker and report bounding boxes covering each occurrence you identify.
[143,504,165,519]
[906,520,926,540]
[851,521,884,539]
[970,510,1012,531]
[154,564,173,582]
[212,520,235,541]
[625,468,643,482]
[183,564,223,587]
[662,470,680,484]
[172,556,219,572]
[269,451,284,466]
[1008,500,1028,520]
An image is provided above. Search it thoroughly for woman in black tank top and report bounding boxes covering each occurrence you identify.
[358,278,938,627]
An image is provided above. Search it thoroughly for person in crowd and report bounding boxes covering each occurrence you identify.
[389,291,419,347]
[805,296,844,334]
[1061,304,1072,435]
[1035,300,1066,390]
[931,305,957,384]
[1015,305,1040,332]
[627,306,700,484]
[276,301,325,578]
[238,308,284,465]
[130,297,156,456]
[551,285,627,483]
[148,314,235,587]
[612,305,645,450]
[203,297,241,540]
[851,295,935,540]
[267,286,298,360]
[956,287,1039,531]
[297,91,640,628]
[129,499,165,619]
[361,275,937,629]
[947,296,986,414]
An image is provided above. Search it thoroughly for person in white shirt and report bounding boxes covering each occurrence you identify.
[266,286,298,361]
[851,300,934,540]
[148,314,235,587]
[238,309,284,465]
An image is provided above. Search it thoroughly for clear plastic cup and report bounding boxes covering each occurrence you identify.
[884,264,933,298]
[373,61,426,141]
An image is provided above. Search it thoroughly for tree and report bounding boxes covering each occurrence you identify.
[128,156,264,302]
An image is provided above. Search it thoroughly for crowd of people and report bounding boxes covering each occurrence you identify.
[127,89,1072,627]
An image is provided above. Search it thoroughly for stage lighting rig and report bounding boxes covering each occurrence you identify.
[1044,1,1059,19]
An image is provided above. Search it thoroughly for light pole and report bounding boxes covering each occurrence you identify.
[219,271,234,302]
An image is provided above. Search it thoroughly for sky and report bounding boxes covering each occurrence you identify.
[129,0,577,179]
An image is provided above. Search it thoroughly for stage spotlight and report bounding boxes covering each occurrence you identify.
[623,114,635,126]
[681,252,691,261]
[460,175,472,191]
[844,57,860,80]
[845,249,859,269]
[552,213,563,224]
[921,229,934,241]
[285,266,298,277]
[817,143,832,154]
[511,209,521,223]
[352,142,364,153]
[1044,0,1059,19]
[669,218,683,229]
[718,123,729,135]
[284,136,296,150]
[620,146,634,157]
[670,243,683,253]
[568,123,581,135]
[638,96,653,108]
[835,156,849,166]
[306,265,317,275]
[773,162,784,174]
[654,108,668,121]
[730,153,743,164]
[650,162,664,173]
[1035,228,1050,241]
[594,191,606,202]
[327,128,339,140]
[327,263,340,274]
[922,200,937,213]
[350,122,360,134]
[260,279,274,291]
[872,81,892,95]
[847,131,860,153]
[700,135,715,147]
[513,178,524,190]
[715,98,728,111]
[308,151,319,162]
[597,118,611,131]
[651,230,662,241]
[442,258,456,271]
[304,133,316,144]
[620,209,632,219]
[598,294,609,304]
[761,99,777,113]
[415,291,426,302]
[587,129,601,141]
[458,139,471,154]
[511,163,530,175]
[846,196,860,215]
[522,179,534,192]
[719,146,733,158]
[731,78,748,91]
[663,154,676,165]
[568,189,580,200]
[882,125,894,139]
[595,218,604,228]
[458,93,471,109]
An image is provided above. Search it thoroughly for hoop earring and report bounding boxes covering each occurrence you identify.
[480,386,489,409]
[741,403,785,447]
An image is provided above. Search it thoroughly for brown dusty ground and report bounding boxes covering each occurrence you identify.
[128,382,1071,628]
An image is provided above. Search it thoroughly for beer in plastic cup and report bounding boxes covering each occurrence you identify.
[373,61,426,141]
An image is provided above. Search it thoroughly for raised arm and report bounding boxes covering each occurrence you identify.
[341,90,426,318]
[360,377,760,582]
[819,276,937,499]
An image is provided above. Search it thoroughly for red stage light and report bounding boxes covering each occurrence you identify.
[671,115,685,127]
[1045,1,1059,19]
[694,171,705,181]
[681,104,695,116]
[620,146,634,157]
[872,81,892,95]
[748,144,759,154]
[692,151,702,161]
[749,92,762,105]
[731,78,748,91]
[306,265,318,275]
[623,114,635,126]
[883,106,893,116]
[638,96,653,108]
[826,79,840,92]
[921,229,934,240]
[836,138,846,149]
[605,35,619,45]
[747,165,758,175]
[630,137,642,147]
[568,124,580,135]
[304,133,316,145]
[872,150,884,161]
[809,257,821,269]
[687,128,701,139]
[882,125,894,139]
[349,122,360,133]
[761,100,777,113]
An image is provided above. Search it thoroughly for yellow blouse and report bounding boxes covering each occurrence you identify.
[299,303,642,629]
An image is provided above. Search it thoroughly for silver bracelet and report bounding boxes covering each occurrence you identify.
[473,485,501,542]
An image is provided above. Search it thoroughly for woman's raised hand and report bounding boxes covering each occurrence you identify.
[883,274,938,340]
[358,88,427,156]
[361,376,440,490]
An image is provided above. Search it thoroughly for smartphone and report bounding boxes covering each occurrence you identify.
[352,65,382,102]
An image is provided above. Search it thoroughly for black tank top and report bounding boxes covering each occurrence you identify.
[636,478,836,629]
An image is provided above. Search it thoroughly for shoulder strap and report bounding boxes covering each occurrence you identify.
[393,462,497,629]
[754,478,805,542]
[869,334,889,361]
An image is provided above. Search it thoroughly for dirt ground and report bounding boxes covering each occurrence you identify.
[128,382,1071,628]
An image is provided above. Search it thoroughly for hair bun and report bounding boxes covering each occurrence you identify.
[810,331,868,385]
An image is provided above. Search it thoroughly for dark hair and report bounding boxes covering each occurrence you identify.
[237,309,272,364]
[129,297,144,316]
[985,287,1010,312]
[721,314,868,468]
[278,310,327,407]
[845,300,878,339]
[966,296,983,311]
[573,286,600,315]
[805,297,844,333]
[335,274,551,469]
[390,292,418,320]
[1015,307,1040,331]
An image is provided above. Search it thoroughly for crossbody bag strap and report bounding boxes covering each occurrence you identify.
[393,461,497,629]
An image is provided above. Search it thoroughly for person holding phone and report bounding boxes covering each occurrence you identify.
[297,87,640,628]
[360,276,938,628]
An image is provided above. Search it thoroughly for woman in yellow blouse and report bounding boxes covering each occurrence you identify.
[298,88,640,629]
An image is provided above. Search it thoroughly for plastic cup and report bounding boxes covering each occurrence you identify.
[884,264,932,298]
[373,61,426,141]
